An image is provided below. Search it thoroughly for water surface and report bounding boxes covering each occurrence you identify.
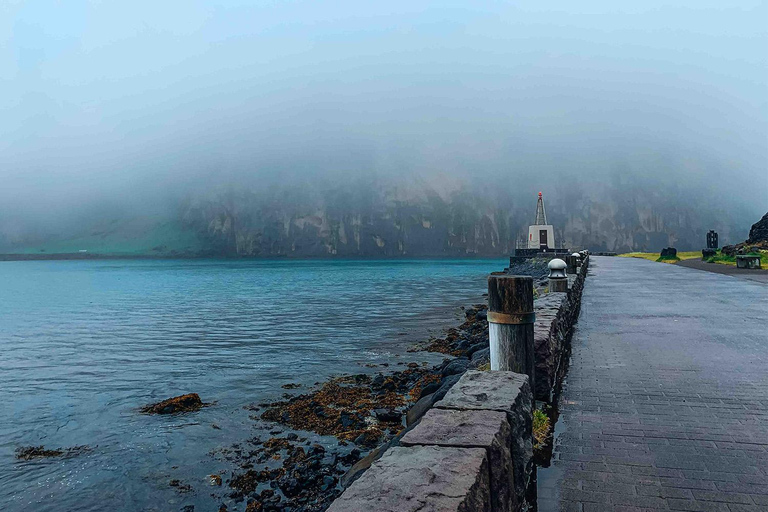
[0,258,500,511]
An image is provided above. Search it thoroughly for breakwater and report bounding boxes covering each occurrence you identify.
[328,256,590,511]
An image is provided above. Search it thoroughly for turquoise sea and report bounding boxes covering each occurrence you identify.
[0,258,502,512]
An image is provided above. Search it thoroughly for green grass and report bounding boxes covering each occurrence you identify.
[533,409,552,450]
[705,250,768,268]
[618,251,700,264]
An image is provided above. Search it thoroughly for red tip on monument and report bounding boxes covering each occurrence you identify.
[538,192,542,197]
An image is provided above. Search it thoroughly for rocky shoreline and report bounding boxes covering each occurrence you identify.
[203,260,558,512]
[210,304,492,512]
[11,259,562,512]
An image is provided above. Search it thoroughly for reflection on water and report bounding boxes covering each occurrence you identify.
[0,258,500,512]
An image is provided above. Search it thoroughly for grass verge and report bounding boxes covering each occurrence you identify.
[618,251,700,263]
[704,250,768,268]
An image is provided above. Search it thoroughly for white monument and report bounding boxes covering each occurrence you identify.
[527,192,555,250]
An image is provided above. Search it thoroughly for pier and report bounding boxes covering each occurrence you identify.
[541,256,768,510]
[328,255,768,511]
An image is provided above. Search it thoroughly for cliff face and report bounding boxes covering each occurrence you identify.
[1,176,755,257]
[178,180,755,257]
[180,187,512,257]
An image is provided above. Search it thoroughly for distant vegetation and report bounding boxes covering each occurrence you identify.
[618,251,700,263]
[704,249,768,267]
[618,249,768,269]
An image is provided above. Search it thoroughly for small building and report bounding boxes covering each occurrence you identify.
[510,192,569,264]
[527,192,555,250]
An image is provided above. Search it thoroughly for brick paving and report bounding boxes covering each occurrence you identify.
[539,256,768,512]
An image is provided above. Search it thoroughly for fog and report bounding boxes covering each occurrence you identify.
[1,0,766,241]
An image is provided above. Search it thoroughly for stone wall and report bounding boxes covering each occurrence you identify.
[328,371,533,512]
[534,256,589,402]
[328,256,590,511]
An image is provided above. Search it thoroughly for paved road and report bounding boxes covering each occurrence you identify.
[540,256,768,512]
[675,258,768,284]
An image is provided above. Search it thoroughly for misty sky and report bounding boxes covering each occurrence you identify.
[1,0,766,217]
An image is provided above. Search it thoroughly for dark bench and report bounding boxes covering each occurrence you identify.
[736,255,762,269]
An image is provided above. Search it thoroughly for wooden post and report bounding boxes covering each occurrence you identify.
[487,273,535,387]
[549,278,568,292]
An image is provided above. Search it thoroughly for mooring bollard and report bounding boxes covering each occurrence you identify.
[567,252,580,274]
[548,258,568,292]
[487,273,535,386]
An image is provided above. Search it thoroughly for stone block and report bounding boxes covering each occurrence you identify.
[437,370,532,500]
[327,445,491,512]
[400,408,515,512]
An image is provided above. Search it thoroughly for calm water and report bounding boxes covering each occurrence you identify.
[0,258,501,512]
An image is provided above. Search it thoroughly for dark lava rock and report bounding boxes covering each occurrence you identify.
[475,309,487,321]
[286,432,298,441]
[374,408,402,423]
[15,446,64,460]
[169,479,193,492]
[340,443,389,488]
[748,212,768,243]
[406,392,436,427]
[180,506,194,512]
[339,411,360,429]
[507,258,550,280]
[370,374,385,389]
[278,476,301,497]
[471,347,490,363]
[442,358,470,377]
[321,475,337,491]
[724,212,768,255]
[308,444,325,456]
[15,445,90,460]
[660,247,677,258]
[339,448,362,465]
[434,374,462,400]
[418,381,441,399]
[141,393,204,414]
[465,342,487,357]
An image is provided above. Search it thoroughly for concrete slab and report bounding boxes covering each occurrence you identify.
[401,408,514,512]
[327,445,491,512]
[437,370,533,499]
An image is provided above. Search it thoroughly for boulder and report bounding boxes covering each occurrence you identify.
[660,247,677,258]
[442,358,470,377]
[406,392,436,427]
[141,393,204,414]
[434,374,462,400]
[374,408,402,423]
[747,212,768,244]
[471,347,490,363]
[340,442,389,489]
[418,381,440,399]
[465,342,487,357]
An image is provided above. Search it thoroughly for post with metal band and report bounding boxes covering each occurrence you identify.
[487,273,535,388]
[567,252,580,274]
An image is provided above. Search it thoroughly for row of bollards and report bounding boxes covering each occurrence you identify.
[488,252,587,386]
